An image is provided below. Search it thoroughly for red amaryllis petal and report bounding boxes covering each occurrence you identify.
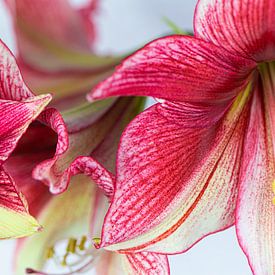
[33,97,144,194]
[61,156,115,198]
[0,40,41,100]
[4,122,55,217]
[236,83,275,274]
[0,96,51,164]
[194,0,275,62]
[6,0,119,73]
[90,35,256,103]
[98,85,251,253]
[5,153,51,218]
[0,166,40,238]
[125,252,169,275]
[7,0,93,52]
[0,38,69,187]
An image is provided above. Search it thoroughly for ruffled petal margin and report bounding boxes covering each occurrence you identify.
[33,97,145,194]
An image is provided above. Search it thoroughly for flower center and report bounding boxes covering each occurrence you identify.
[26,235,101,275]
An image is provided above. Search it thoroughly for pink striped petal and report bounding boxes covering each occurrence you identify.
[125,252,169,275]
[98,85,252,253]
[236,75,275,274]
[5,124,54,217]
[0,39,69,238]
[0,166,41,239]
[0,96,51,164]
[90,35,256,103]
[33,97,144,194]
[194,0,275,62]
[95,250,169,275]
[0,40,39,100]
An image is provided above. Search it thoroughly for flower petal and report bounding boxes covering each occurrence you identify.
[90,35,255,103]
[7,0,91,52]
[98,84,252,253]
[96,251,170,275]
[194,0,275,61]
[124,252,169,275]
[4,124,54,217]
[0,96,52,164]
[33,97,145,194]
[6,0,120,72]
[0,166,40,239]
[236,75,275,274]
[0,40,41,100]
[15,175,107,274]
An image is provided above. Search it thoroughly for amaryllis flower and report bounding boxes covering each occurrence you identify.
[3,1,170,274]
[4,0,137,194]
[0,40,66,239]
[5,0,119,104]
[14,158,169,275]
[89,0,275,274]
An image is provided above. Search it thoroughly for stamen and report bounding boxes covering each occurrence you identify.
[26,235,98,275]
[45,247,55,260]
[92,237,101,248]
[78,236,87,251]
[66,239,77,254]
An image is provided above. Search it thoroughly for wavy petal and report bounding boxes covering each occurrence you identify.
[33,97,145,194]
[0,166,40,239]
[90,35,255,103]
[194,0,275,61]
[236,73,275,274]
[4,123,54,217]
[97,84,252,253]
[0,96,52,163]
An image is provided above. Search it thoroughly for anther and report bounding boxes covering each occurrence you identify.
[45,247,55,260]
[78,236,87,251]
[66,238,77,254]
[92,237,101,248]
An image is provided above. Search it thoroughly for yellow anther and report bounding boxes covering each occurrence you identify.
[66,238,77,254]
[61,252,69,267]
[45,247,55,259]
[92,237,101,246]
[78,236,87,251]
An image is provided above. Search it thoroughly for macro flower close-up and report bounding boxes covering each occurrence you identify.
[0,0,274,274]
[90,0,275,274]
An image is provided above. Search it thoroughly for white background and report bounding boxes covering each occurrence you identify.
[0,0,252,274]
